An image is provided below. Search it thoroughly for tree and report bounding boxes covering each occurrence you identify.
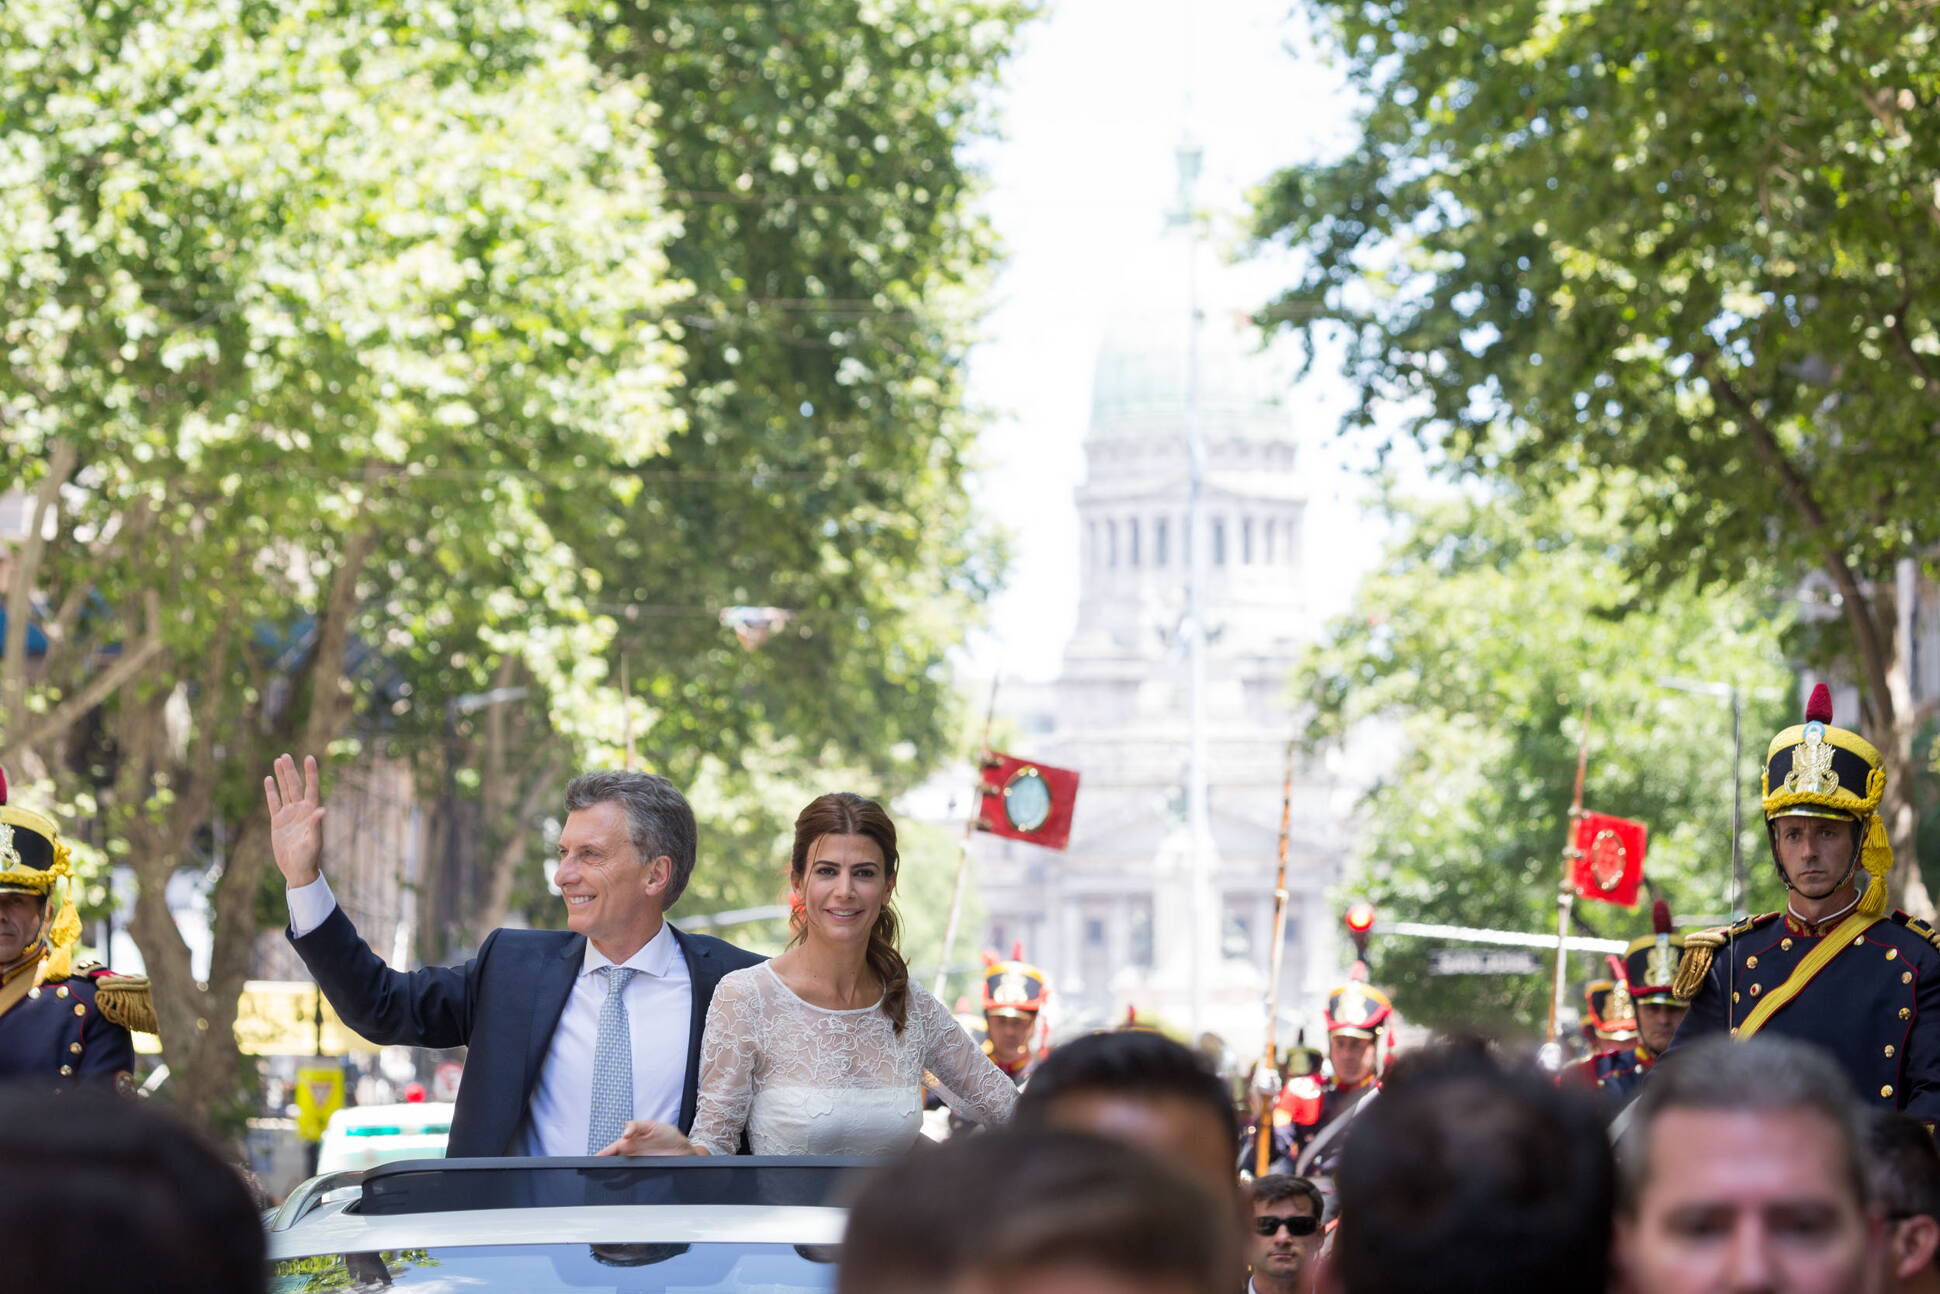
[0,0,683,1135]
[1253,0,1940,913]
[574,0,1025,786]
[1304,486,1795,1033]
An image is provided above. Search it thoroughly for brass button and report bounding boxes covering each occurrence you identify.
[1884,1084,1896,1099]
[27,988,39,1000]
[1888,948,1900,960]
[1781,938,1794,950]
[1905,971,1915,985]
[1747,956,1759,969]
[1902,1008,1914,1021]
[55,986,67,999]
[1855,935,1867,946]
[1749,984,1763,997]
[1887,1045,1898,1058]
[67,1042,81,1055]
[58,1065,72,1077]
[1732,992,1742,1003]
[71,1004,84,1017]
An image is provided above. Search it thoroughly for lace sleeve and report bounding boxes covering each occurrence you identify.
[913,986,1018,1129]
[689,969,761,1155]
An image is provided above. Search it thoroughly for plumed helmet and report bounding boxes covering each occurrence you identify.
[1761,683,1893,917]
[1323,981,1393,1039]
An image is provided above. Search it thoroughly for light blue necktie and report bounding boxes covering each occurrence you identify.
[586,965,639,1153]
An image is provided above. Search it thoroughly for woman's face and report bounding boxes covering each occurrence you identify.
[794,832,892,947]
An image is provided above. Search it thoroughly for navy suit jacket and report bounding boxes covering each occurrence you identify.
[287,906,764,1157]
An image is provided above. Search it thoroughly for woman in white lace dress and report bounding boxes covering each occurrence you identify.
[597,792,1016,1156]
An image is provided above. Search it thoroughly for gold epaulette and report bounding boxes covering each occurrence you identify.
[93,974,158,1035]
[1900,914,1940,954]
[1671,913,1773,1001]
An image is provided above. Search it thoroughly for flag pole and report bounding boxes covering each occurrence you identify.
[933,674,1002,1000]
[1255,737,1298,1176]
[1549,703,1592,1045]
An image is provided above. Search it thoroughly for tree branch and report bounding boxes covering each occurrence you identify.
[1707,362,1897,719]
[2,440,78,738]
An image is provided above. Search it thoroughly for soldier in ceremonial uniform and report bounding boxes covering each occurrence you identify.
[0,773,154,1091]
[1561,901,1687,1108]
[1670,684,1940,1118]
[1255,979,1391,1181]
[1578,976,1638,1056]
[979,953,1048,1085]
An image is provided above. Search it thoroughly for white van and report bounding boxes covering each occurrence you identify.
[314,1101,455,1174]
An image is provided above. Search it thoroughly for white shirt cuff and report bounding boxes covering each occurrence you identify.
[287,875,338,939]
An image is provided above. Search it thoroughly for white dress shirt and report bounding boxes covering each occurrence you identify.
[288,875,694,1156]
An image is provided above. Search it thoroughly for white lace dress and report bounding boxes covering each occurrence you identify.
[688,962,1017,1155]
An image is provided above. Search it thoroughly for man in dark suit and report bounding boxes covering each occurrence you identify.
[266,753,762,1158]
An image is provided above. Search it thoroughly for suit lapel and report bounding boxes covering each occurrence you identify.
[523,933,585,1100]
[671,926,712,1133]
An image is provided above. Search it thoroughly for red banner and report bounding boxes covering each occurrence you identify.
[1571,811,1648,906]
[975,751,1080,851]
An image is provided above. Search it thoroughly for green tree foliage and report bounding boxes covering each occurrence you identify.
[1254,0,1940,910]
[0,0,683,1132]
[1308,487,1794,1034]
[577,0,1024,784]
[0,0,1028,1130]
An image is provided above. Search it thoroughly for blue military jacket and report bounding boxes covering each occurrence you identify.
[0,965,137,1090]
[1670,909,1940,1118]
[1561,1044,1655,1111]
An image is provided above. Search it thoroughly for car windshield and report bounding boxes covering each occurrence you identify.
[269,1241,839,1291]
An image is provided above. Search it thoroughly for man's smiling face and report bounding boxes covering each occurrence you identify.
[554,800,667,956]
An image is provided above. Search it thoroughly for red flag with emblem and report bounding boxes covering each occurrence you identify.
[1570,811,1648,906]
[975,751,1080,851]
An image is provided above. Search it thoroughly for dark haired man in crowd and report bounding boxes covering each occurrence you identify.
[1248,1174,1323,1294]
[1013,1026,1240,1197]
[1616,1034,1879,1294]
[1319,1043,1613,1293]
[0,1086,265,1293]
[268,754,762,1156]
[840,1128,1243,1294]
[1869,1110,1940,1294]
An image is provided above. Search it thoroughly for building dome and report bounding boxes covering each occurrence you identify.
[1087,290,1295,445]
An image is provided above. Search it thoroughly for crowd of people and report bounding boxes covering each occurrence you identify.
[0,685,1938,1290]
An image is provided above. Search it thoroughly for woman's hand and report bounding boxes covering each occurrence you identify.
[594,1121,707,1157]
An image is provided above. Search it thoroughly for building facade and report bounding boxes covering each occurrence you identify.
[971,284,1360,1058]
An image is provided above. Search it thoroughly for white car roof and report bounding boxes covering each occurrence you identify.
[268,1202,847,1260]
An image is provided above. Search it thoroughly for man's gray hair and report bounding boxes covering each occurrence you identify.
[1617,1034,1872,1214]
[562,771,698,910]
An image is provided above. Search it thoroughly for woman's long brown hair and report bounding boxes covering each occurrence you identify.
[788,792,909,1033]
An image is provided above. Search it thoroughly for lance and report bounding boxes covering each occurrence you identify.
[932,674,1001,1000]
[1255,738,1297,1176]
[1548,703,1592,1044]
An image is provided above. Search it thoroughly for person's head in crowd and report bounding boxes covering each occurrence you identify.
[1615,1034,1879,1294]
[1013,1027,1240,1196]
[1319,1043,1612,1294]
[0,1084,265,1293]
[1868,1110,1940,1293]
[1249,1175,1325,1294]
[1323,981,1393,1089]
[839,1127,1244,1294]
[557,770,698,960]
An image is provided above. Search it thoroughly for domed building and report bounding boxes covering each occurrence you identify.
[971,261,1354,1056]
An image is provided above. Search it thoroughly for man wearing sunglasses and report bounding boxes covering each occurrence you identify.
[1247,1174,1324,1294]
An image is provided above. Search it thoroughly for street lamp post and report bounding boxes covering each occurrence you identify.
[1659,677,1745,920]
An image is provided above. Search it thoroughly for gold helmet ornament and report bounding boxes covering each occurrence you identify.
[1762,683,1891,918]
[0,768,83,981]
[1623,899,1688,1005]
[980,944,1049,1020]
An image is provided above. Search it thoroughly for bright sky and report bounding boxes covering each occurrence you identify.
[961,0,1394,682]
